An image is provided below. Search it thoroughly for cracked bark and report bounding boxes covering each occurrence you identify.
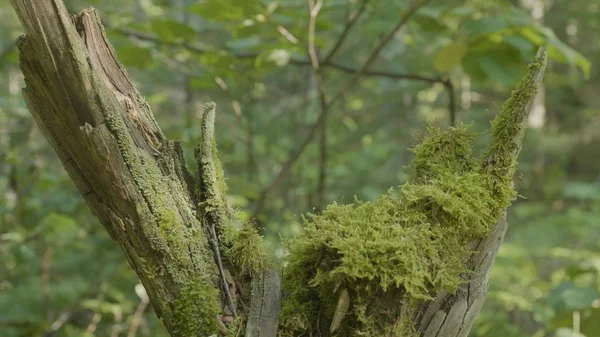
[10,1,280,336]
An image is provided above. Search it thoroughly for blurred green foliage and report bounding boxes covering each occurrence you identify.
[0,0,598,336]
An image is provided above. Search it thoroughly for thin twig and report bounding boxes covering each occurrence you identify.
[127,290,149,337]
[43,311,73,337]
[328,0,433,107]
[307,0,329,211]
[317,101,327,210]
[41,247,53,320]
[110,305,123,337]
[324,62,442,83]
[205,215,237,318]
[323,0,369,64]
[86,312,102,334]
[443,79,456,125]
[307,0,323,71]
[110,26,444,84]
[311,0,370,210]
[251,0,431,217]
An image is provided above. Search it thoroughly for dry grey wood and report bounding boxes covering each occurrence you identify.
[418,215,507,337]
[245,270,282,337]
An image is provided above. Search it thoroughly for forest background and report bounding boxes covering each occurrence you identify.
[0,0,599,336]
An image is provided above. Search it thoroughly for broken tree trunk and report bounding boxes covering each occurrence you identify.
[10,1,279,336]
[10,0,546,336]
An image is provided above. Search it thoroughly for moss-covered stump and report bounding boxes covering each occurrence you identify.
[10,0,546,335]
[280,49,547,337]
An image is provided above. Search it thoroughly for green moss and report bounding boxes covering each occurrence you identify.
[410,123,478,184]
[279,122,527,336]
[194,102,270,279]
[482,55,545,203]
[220,220,270,277]
[280,190,476,336]
[195,102,228,212]
[279,52,545,336]
[97,77,218,328]
[171,276,221,336]
[158,209,192,269]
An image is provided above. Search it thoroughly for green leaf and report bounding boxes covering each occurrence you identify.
[433,42,468,72]
[460,52,488,82]
[150,19,197,42]
[547,42,591,79]
[520,26,545,45]
[547,282,598,313]
[115,45,153,68]
[503,35,534,58]
[414,7,447,32]
[478,53,525,86]
[532,27,591,78]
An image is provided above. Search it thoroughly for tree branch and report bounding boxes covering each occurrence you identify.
[306,0,330,211]
[307,0,323,71]
[322,0,369,64]
[251,0,432,218]
[110,26,445,85]
[327,0,433,107]
[443,78,457,125]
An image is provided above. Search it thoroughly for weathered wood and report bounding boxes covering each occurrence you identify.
[245,270,282,337]
[10,1,223,335]
[11,1,284,335]
[417,215,507,337]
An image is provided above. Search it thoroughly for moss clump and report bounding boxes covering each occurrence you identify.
[171,276,221,336]
[221,220,270,277]
[280,123,518,337]
[195,102,228,212]
[482,60,543,203]
[410,123,478,184]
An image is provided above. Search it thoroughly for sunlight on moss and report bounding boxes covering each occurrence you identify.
[280,123,525,336]
[279,48,546,336]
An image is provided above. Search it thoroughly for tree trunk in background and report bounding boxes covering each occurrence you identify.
[521,0,547,129]
[10,0,546,336]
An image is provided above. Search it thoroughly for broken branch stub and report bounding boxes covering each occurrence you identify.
[11,0,222,335]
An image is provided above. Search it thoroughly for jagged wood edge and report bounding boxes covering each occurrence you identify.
[10,1,281,336]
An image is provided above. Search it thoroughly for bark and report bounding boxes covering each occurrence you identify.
[417,215,507,337]
[10,0,546,336]
[10,1,279,336]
